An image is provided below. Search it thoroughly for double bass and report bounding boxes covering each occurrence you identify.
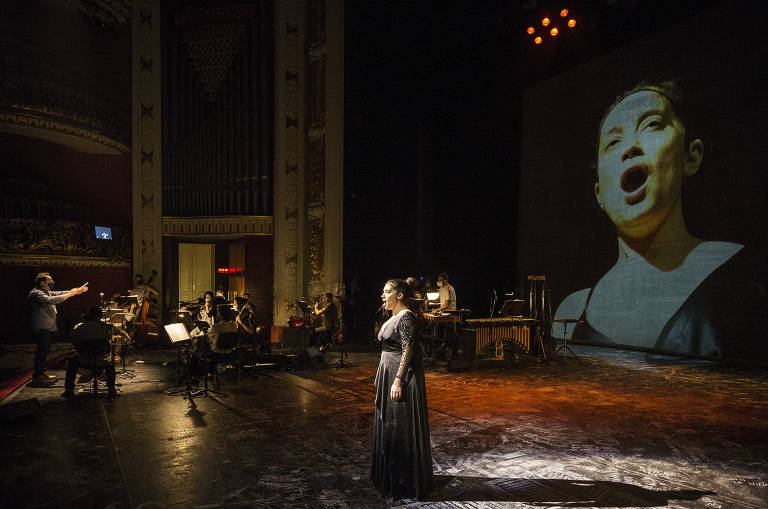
[135,270,160,347]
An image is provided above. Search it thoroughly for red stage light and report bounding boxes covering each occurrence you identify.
[542,17,550,27]
[534,36,542,44]
[527,26,535,35]
[568,19,576,28]
[560,9,569,17]
[550,27,559,36]
[217,267,243,274]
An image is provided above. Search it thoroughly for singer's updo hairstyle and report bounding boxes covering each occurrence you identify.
[386,278,413,302]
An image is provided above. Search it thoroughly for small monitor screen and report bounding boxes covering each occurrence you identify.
[94,226,112,240]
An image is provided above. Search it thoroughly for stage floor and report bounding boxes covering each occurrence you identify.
[1,344,766,508]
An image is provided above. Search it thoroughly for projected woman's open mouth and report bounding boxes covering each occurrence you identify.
[621,165,648,205]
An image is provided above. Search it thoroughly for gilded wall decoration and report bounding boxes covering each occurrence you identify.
[162,216,273,236]
[306,0,326,291]
[0,218,130,268]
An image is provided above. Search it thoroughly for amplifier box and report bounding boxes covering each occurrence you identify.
[276,326,310,348]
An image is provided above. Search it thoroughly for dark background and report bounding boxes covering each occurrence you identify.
[343,0,729,338]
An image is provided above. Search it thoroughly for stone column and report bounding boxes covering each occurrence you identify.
[274,0,306,325]
[273,0,343,326]
[132,0,163,295]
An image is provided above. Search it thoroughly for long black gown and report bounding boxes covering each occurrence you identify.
[371,309,433,499]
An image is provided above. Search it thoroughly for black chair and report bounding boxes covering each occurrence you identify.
[68,339,116,398]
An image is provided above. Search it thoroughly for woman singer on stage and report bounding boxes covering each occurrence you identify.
[371,279,433,500]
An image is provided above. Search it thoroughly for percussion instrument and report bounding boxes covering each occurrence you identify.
[465,317,538,358]
[423,312,460,324]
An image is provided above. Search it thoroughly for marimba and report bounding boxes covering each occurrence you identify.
[465,317,538,358]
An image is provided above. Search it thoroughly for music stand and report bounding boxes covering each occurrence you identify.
[499,299,526,317]
[164,323,192,386]
[552,318,582,361]
[115,295,139,307]
[164,323,226,400]
[330,325,351,369]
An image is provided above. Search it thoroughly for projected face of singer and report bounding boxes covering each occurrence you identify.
[553,83,752,357]
[595,90,702,241]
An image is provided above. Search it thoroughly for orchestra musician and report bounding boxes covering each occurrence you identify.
[198,306,240,356]
[430,272,457,313]
[242,292,253,311]
[197,291,218,327]
[128,273,158,318]
[61,307,123,401]
[233,296,254,336]
[312,292,338,347]
[28,272,89,385]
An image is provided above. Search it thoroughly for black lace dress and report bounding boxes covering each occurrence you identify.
[371,309,433,499]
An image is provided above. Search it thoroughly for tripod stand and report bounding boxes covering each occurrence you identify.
[330,330,351,368]
[164,339,227,400]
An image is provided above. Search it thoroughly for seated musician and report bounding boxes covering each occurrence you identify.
[430,272,457,313]
[233,297,254,336]
[312,292,338,347]
[128,273,159,318]
[61,307,121,401]
[198,306,240,356]
[242,292,254,312]
[197,291,217,328]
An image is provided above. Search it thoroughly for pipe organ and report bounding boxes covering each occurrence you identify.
[162,4,274,218]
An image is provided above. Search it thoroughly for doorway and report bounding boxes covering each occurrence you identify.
[178,243,214,303]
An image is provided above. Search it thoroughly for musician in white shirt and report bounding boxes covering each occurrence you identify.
[431,272,456,313]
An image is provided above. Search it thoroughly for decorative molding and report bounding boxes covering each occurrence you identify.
[0,253,131,269]
[79,0,132,29]
[0,217,131,268]
[0,108,130,155]
[162,216,273,236]
[0,36,130,154]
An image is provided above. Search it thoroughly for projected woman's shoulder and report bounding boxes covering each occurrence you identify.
[555,79,768,361]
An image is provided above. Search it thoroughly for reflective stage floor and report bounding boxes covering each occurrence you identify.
[1,343,766,508]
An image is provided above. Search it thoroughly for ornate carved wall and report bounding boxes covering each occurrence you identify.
[273,0,343,325]
[132,0,163,291]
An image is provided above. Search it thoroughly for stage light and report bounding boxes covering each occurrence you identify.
[568,18,576,28]
[542,17,550,27]
[527,26,535,34]
[550,27,559,36]
[560,9,569,17]
[534,36,542,44]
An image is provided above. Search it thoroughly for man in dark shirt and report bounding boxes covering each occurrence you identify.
[313,292,339,348]
[62,307,118,400]
[28,272,88,385]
